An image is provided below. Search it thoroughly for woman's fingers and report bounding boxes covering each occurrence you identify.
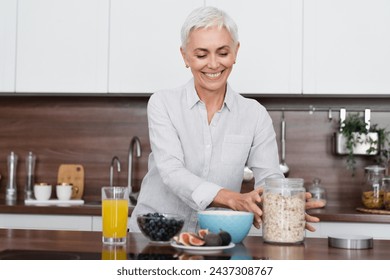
[305,212,320,232]
[305,222,316,232]
[306,200,325,210]
[305,212,320,223]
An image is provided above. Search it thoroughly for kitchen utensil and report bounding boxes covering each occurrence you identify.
[328,235,373,249]
[57,164,84,199]
[243,166,254,181]
[6,151,18,202]
[356,207,390,214]
[279,111,290,177]
[25,152,36,200]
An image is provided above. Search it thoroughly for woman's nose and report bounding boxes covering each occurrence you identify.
[207,55,219,69]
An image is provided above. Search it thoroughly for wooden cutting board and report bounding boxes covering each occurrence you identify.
[57,164,84,199]
[356,207,390,215]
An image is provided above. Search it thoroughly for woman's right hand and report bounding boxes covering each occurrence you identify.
[210,188,264,228]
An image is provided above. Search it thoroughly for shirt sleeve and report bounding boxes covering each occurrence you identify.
[147,93,222,211]
[246,105,284,188]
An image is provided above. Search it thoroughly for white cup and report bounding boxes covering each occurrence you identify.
[34,184,52,201]
[56,184,73,201]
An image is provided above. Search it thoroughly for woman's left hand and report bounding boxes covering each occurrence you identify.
[304,192,325,232]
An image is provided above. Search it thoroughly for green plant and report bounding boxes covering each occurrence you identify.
[341,113,390,175]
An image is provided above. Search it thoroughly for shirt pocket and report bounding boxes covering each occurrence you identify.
[221,135,252,166]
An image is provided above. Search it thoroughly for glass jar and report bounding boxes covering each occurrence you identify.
[308,177,327,207]
[262,178,306,244]
[362,165,386,209]
[383,177,390,210]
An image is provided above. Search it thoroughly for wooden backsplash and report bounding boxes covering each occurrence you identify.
[0,95,389,206]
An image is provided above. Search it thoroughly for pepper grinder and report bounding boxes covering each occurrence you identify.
[25,151,36,200]
[6,151,18,202]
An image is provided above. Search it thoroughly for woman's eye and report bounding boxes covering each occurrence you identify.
[196,55,207,59]
[219,53,228,57]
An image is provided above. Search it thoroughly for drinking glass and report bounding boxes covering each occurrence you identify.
[102,186,129,244]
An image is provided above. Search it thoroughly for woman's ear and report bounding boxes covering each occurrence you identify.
[234,42,240,62]
[180,47,190,68]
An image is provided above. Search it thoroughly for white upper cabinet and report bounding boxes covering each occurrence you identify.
[206,0,303,94]
[109,0,203,94]
[0,0,17,92]
[303,0,390,95]
[15,0,110,93]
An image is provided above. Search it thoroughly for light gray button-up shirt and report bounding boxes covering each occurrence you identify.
[129,79,283,232]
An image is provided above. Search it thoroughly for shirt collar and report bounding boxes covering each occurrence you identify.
[185,78,235,111]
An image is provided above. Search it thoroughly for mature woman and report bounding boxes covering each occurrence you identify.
[129,6,322,232]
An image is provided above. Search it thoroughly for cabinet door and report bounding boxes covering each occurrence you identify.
[109,0,203,94]
[303,0,390,95]
[206,0,303,94]
[16,0,109,93]
[0,0,17,92]
[0,214,92,231]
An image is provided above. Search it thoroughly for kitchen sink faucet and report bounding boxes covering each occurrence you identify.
[110,156,121,187]
[128,136,142,195]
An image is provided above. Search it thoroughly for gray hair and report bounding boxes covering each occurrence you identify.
[181,6,239,50]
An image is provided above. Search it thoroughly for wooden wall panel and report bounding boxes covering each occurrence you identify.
[0,96,389,207]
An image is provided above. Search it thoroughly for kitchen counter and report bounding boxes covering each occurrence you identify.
[0,199,389,223]
[0,199,133,216]
[0,228,389,260]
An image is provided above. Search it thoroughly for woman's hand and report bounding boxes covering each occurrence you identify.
[211,188,264,229]
[304,192,325,232]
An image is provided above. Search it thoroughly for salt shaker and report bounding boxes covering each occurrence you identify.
[25,152,36,200]
[6,151,18,202]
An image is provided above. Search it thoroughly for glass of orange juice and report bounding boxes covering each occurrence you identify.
[102,186,129,245]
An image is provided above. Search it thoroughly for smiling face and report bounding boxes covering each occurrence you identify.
[181,26,239,96]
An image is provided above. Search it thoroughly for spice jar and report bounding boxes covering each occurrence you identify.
[308,177,327,207]
[362,165,386,209]
[383,177,390,210]
[262,178,306,244]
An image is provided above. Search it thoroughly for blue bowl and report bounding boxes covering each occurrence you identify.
[197,210,254,243]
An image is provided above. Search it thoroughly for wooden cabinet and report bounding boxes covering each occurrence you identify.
[108,0,203,94]
[0,214,92,231]
[303,0,390,95]
[3,0,390,95]
[0,0,17,92]
[0,213,130,232]
[15,0,110,93]
[206,0,303,94]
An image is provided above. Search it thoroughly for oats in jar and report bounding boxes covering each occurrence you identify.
[262,192,306,244]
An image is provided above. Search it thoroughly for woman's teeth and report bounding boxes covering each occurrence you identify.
[205,72,221,78]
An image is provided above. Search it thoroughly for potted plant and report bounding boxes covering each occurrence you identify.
[335,113,390,175]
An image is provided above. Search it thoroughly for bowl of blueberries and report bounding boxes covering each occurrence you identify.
[137,212,185,243]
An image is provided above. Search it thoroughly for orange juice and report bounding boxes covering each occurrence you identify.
[101,245,127,260]
[102,199,128,240]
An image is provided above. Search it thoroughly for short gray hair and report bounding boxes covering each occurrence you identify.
[181,6,239,50]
